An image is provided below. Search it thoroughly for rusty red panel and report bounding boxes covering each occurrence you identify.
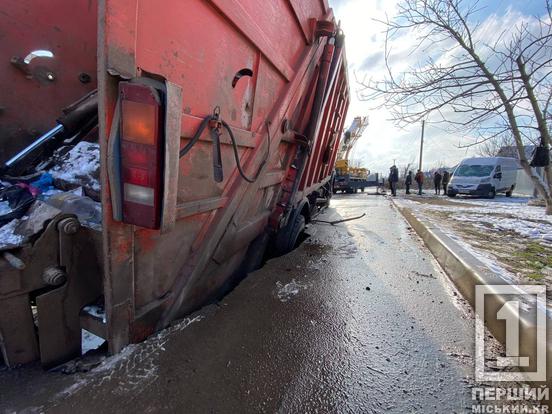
[298,43,346,191]
[316,76,345,181]
[305,72,341,188]
[237,0,307,68]
[314,91,339,182]
[99,0,347,352]
[326,78,350,177]
[304,91,332,188]
[0,0,97,163]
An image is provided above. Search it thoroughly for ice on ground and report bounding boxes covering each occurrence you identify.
[49,142,100,191]
[276,279,308,302]
[55,315,203,401]
[0,219,24,249]
[81,329,105,355]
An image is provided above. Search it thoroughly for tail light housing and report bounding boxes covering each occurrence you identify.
[119,82,164,229]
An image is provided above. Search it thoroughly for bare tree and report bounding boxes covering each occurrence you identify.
[400,157,416,178]
[477,134,517,157]
[359,0,552,213]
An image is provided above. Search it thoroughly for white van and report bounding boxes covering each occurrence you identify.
[447,157,519,198]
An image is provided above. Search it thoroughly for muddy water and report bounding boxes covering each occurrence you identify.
[0,195,476,413]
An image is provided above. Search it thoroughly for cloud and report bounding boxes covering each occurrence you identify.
[358,51,383,71]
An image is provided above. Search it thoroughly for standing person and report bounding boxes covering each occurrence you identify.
[442,170,450,195]
[405,171,412,195]
[434,171,442,195]
[415,169,424,195]
[389,165,399,196]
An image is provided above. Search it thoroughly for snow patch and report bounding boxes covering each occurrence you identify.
[0,219,24,249]
[0,201,11,216]
[398,197,552,242]
[49,142,100,191]
[276,279,308,302]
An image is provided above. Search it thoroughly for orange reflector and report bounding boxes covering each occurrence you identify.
[122,100,158,145]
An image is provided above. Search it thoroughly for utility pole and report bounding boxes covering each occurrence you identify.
[418,120,425,171]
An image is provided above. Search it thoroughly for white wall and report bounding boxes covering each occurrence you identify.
[514,168,545,197]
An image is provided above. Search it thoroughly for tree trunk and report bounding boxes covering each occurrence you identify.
[515,56,552,214]
[458,42,551,214]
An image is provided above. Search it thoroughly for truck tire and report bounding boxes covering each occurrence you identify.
[241,232,270,273]
[274,214,306,255]
[487,188,496,199]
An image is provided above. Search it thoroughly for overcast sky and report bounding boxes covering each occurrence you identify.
[329,0,548,174]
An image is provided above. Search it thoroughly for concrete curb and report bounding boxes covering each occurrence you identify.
[393,201,551,388]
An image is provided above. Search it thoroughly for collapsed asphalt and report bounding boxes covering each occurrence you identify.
[0,195,477,413]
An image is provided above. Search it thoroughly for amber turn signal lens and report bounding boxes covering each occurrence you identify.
[122,100,158,145]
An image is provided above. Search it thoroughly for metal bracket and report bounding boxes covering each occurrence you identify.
[209,107,224,183]
[315,20,336,38]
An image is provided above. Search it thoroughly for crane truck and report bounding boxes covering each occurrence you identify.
[332,116,369,193]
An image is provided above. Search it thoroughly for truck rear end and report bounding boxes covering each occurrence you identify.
[0,0,349,367]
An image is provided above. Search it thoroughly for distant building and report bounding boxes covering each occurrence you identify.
[496,145,536,160]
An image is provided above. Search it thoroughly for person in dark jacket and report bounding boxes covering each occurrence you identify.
[434,171,442,195]
[389,165,399,196]
[415,170,424,195]
[405,171,412,194]
[442,170,450,195]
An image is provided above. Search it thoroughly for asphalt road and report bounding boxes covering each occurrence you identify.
[1,194,479,413]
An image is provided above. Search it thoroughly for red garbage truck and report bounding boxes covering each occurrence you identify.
[0,0,350,368]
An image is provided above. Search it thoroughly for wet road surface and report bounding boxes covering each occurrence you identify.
[1,195,478,413]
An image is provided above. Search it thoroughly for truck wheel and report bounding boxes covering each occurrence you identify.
[487,188,496,199]
[361,188,365,192]
[447,193,456,198]
[274,214,306,255]
[240,232,269,273]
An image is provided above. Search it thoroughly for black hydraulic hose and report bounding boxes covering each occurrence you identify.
[179,115,214,158]
[179,114,270,184]
[221,120,270,184]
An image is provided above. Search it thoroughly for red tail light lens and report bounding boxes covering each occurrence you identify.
[119,82,163,229]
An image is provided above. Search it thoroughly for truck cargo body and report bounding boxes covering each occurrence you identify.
[0,0,349,367]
